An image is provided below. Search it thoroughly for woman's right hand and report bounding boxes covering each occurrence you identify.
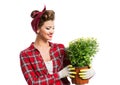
[58,65,76,79]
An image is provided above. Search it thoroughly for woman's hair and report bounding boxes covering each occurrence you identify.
[31,10,55,28]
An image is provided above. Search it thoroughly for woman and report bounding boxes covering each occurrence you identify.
[20,6,95,85]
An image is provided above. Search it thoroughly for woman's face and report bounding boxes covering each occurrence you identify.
[37,20,54,41]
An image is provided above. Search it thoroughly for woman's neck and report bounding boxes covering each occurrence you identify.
[34,36,49,48]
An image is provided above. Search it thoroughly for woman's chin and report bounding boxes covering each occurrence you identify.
[47,38,52,41]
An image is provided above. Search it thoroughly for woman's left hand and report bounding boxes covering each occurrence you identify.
[79,67,95,79]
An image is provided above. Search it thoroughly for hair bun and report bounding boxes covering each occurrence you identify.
[31,10,39,18]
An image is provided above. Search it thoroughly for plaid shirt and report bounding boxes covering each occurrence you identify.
[20,42,70,85]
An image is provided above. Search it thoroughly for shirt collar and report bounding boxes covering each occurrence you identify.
[29,42,55,51]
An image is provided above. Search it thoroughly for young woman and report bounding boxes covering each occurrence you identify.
[20,6,95,85]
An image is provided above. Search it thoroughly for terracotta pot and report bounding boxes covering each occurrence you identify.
[71,66,89,84]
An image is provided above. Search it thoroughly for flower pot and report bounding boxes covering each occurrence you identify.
[71,66,89,85]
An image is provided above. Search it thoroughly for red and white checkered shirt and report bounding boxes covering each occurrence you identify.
[20,42,70,85]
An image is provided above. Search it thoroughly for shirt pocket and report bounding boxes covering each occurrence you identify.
[30,56,47,73]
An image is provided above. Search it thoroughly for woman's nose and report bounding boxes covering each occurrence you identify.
[50,28,54,34]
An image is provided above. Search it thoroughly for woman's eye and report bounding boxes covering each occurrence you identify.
[46,27,50,30]
[46,27,55,30]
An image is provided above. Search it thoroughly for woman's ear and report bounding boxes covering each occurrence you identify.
[37,28,40,34]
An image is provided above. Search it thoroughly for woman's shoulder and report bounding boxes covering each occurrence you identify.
[20,43,34,55]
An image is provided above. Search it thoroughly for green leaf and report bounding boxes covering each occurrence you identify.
[66,37,99,67]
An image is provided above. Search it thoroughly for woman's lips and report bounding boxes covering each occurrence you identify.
[48,35,53,38]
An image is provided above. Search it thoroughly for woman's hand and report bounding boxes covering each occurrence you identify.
[79,67,95,79]
[58,65,76,79]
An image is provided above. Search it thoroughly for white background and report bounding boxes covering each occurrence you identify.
[0,0,120,85]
